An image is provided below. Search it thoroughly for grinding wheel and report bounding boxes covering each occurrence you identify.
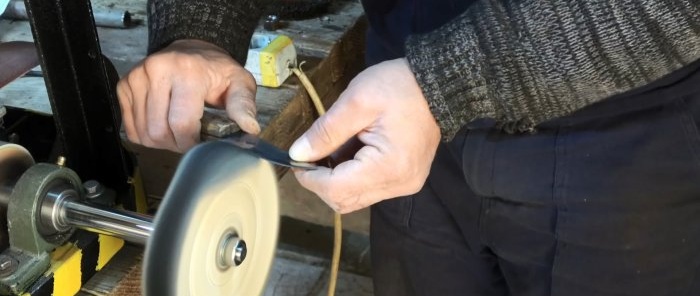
[144,141,279,296]
[0,142,34,250]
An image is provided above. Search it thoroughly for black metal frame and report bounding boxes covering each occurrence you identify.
[23,0,133,194]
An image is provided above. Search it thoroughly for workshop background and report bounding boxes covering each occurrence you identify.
[0,0,373,295]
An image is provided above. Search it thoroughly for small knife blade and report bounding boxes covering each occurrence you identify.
[221,131,318,170]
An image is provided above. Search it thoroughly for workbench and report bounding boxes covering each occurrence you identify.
[0,0,368,294]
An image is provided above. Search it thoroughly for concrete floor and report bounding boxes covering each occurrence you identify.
[265,249,373,296]
[270,173,374,295]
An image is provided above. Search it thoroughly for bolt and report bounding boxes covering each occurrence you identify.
[0,255,18,277]
[83,180,104,199]
[233,239,247,266]
[56,156,66,166]
[0,260,11,270]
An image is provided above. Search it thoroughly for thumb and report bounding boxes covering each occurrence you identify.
[225,76,261,135]
[290,97,375,162]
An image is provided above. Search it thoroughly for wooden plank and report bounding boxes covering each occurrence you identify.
[260,14,367,149]
[78,244,143,296]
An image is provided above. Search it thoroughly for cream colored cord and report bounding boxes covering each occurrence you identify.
[290,63,342,296]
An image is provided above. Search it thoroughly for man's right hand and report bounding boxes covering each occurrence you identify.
[117,39,260,152]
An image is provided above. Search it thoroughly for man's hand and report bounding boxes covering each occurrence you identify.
[117,39,260,152]
[290,58,441,214]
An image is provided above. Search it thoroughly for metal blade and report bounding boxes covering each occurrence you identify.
[0,41,39,88]
[221,131,318,170]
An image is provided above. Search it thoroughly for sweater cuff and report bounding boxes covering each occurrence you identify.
[147,0,265,64]
[405,20,497,141]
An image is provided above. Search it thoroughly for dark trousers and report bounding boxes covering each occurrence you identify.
[370,62,700,296]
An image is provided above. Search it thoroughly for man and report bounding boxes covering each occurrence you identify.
[117,0,700,295]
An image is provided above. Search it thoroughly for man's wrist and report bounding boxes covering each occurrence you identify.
[169,39,230,55]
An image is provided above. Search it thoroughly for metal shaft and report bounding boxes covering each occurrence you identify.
[2,0,132,28]
[61,201,153,245]
[0,177,153,244]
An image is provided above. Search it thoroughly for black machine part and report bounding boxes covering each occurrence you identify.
[23,0,134,200]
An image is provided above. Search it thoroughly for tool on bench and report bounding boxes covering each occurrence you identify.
[2,0,133,29]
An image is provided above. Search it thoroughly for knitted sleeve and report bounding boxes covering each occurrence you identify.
[147,0,272,64]
[405,0,700,139]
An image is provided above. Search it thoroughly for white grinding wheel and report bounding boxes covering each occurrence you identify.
[144,141,279,296]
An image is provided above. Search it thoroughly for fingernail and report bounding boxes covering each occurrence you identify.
[289,136,312,161]
[251,122,261,134]
[246,118,261,135]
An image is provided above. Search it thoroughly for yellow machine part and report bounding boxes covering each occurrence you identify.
[21,233,124,296]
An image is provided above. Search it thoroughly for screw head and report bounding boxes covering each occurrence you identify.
[0,255,18,277]
[56,156,66,166]
[83,180,104,199]
[233,239,247,266]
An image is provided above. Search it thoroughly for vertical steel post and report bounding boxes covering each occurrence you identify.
[22,0,133,194]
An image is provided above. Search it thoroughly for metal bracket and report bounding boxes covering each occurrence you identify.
[0,163,80,295]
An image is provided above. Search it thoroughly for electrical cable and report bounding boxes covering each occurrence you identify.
[290,62,342,296]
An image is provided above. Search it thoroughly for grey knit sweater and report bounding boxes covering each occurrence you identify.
[148,0,700,139]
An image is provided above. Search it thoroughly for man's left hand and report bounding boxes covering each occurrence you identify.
[290,58,441,214]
